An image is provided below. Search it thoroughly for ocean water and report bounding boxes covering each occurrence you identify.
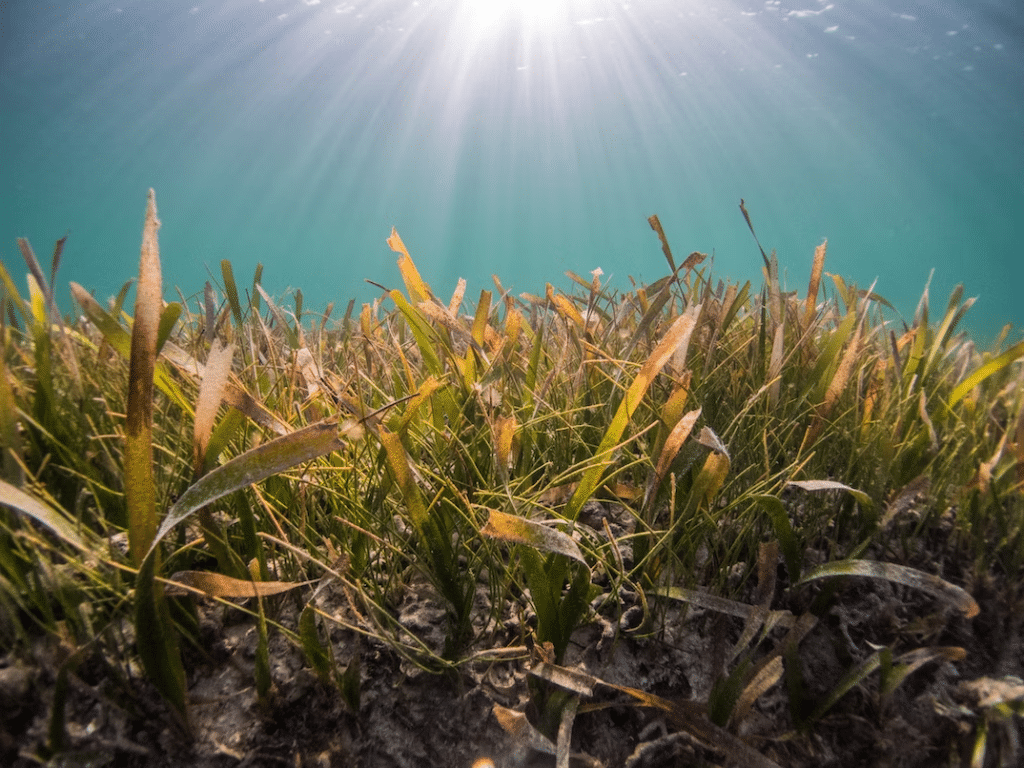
[2,0,1021,343]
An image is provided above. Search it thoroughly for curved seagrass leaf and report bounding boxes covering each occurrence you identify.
[732,656,784,726]
[811,645,965,724]
[221,385,292,436]
[255,284,299,350]
[156,302,182,356]
[116,190,190,732]
[530,662,596,697]
[646,408,701,510]
[125,189,162,566]
[0,358,22,484]
[809,648,886,723]
[786,479,874,510]
[661,586,796,629]
[379,427,429,537]
[804,310,857,402]
[254,592,271,702]
[298,605,333,682]
[696,425,729,456]
[388,289,444,377]
[648,214,677,273]
[158,340,293,438]
[135,555,189,731]
[0,480,92,552]
[0,260,29,326]
[193,340,235,475]
[566,302,702,521]
[804,239,827,324]
[69,282,191,414]
[448,277,467,314]
[387,227,433,304]
[556,694,579,768]
[494,414,517,475]
[17,238,55,319]
[221,259,244,330]
[68,283,132,354]
[754,494,803,582]
[165,571,313,598]
[481,509,586,565]
[145,420,346,561]
[531,661,784,768]
[547,283,585,330]
[796,559,979,618]
[949,339,1024,408]
[881,646,966,697]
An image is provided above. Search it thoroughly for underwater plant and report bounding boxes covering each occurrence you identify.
[1,194,1022,767]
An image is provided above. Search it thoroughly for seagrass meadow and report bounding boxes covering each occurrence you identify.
[2,191,1023,767]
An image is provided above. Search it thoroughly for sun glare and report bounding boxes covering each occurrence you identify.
[456,0,567,37]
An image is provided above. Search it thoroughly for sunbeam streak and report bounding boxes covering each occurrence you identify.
[2,0,1021,340]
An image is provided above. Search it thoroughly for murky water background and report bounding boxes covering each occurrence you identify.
[2,0,1021,342]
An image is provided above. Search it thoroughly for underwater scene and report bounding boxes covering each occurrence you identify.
[2,0,1022,339]
[5,3,1024,766]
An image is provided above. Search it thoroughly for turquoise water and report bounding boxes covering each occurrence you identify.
[2,0,1021,343]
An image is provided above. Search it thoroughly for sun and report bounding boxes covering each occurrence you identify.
[455,0,568,37]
